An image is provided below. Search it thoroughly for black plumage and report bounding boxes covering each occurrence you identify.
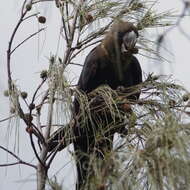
[73,20,142,189]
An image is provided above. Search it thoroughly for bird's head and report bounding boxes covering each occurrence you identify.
[102,20,139,55]
[122,30,138,50]
[115,21,139,53]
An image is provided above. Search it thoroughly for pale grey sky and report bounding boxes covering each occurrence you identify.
[0,0,190,189]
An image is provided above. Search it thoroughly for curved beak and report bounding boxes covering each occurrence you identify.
[123,31,138,50]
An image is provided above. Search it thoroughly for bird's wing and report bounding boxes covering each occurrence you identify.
[78,48,99,92]
[131,55,142,85]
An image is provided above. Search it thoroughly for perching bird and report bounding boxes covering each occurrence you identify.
[73,20,142,190]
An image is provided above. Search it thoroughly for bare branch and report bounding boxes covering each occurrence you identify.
[0,145,37,169]
[0,115,16,123]
[29,133,46,168]
[7,9,27,88]
[11,28,45,55]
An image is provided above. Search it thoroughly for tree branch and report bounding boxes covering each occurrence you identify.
[0,145,37,169]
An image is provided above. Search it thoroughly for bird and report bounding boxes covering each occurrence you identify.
[73,20,142,190]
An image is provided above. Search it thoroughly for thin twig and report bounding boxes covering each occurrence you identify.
[29,133,46,168]
[70,40,102,61]
[22,12,40,21]
[11,28,45,55]
[61,10,69,44]
[31,124,46,145]
[7,10,27,87]
[30,78,47,112]
[0,145,37,169]
[21,0,27,16]
[0,115,16,123]
[66,2,71,34]
[69,62,83,67]
[62,1,83,67]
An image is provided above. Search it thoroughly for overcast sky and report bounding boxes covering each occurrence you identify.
[0,0,190,190]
